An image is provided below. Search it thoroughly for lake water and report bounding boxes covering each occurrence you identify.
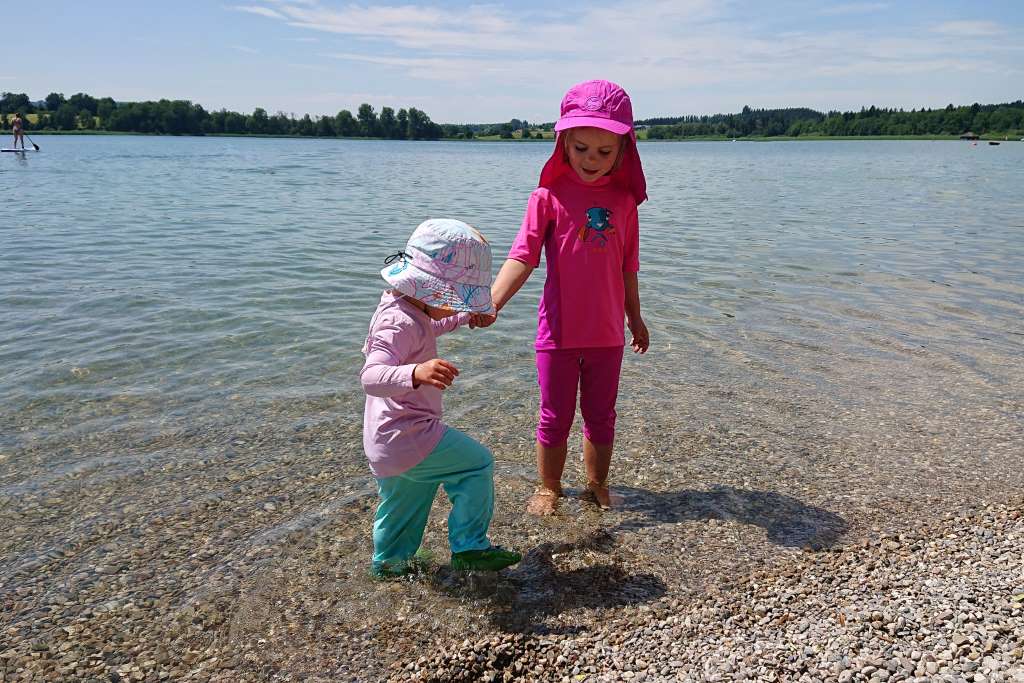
[2,136,1021,458]
[2,135,1023,676]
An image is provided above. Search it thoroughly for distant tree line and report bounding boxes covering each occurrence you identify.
[442,119,544,139]
[5,91,1022,140]
[641,103,1024,139]
[0,91,445,139]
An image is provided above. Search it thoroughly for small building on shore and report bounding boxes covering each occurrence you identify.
[959,131,980,140]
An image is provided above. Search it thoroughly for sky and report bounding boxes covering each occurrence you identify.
[3,1,1022,124]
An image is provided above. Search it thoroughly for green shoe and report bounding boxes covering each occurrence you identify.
[450,545,522,571]
[370,548,436,580]
[369,560,415,580]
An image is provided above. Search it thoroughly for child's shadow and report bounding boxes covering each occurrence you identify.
[427,528,666,634]
[613,485,850,549]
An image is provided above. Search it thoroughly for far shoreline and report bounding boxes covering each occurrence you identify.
[9,130,1022,143]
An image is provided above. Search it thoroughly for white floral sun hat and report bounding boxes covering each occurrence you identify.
[381,218,495,314]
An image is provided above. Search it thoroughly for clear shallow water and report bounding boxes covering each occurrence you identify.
[2,136,1021,454]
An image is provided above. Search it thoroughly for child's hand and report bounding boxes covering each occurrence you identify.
[469,312,497,329]
[413,359,459,390]
[628,317,649,354]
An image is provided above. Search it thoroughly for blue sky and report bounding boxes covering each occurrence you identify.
[4,1,1021,123]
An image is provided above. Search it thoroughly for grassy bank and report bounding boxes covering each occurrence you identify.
[642,133,1024,141]
[10,129,1023,142]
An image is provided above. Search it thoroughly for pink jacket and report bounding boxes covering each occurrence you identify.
[360,291,468,478]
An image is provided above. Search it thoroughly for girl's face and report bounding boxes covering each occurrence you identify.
[565,127,623,183]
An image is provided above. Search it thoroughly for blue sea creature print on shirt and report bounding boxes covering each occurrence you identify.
[578,207,615,247]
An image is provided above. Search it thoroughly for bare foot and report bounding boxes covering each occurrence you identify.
[587,481,624,510]
[526,487,561,515]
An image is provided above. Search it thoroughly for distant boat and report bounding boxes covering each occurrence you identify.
[988,141,1000,146]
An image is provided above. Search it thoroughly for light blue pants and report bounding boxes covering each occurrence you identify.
[372,427,494,570]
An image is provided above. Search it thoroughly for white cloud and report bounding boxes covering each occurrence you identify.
[271,4,543,52]
[809,58,989,79]
[232,5,286,19]
[818,3,888,16]
[931,20,1004,37]
[235,0,722,53]
[230,45,261,54]
[228,1,1023,119]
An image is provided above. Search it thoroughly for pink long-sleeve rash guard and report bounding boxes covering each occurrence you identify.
[360,291,468,478]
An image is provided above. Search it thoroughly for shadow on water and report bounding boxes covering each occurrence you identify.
[426,528,666,635]
[612,484,850,550]
[410,485,844,634]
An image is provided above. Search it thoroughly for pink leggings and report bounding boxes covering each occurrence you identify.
[536,346,624,447]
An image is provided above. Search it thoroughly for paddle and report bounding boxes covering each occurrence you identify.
[23,133,39,151]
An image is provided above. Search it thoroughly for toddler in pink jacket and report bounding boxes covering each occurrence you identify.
[360,218,521,577]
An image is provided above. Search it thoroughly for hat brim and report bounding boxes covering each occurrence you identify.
[554,116,632,135]
[381,261,495,315]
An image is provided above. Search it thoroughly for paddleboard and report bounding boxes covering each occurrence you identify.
[2,148,36,152]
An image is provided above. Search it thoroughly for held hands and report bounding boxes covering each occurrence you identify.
[468,312,498,329]
[413,358,459,390]
[628,316,650,354]
[412,310,494,391]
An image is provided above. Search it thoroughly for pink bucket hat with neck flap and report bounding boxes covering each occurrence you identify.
[539,79,648,205]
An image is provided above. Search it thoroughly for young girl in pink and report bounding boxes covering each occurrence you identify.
[488,80,649,515]
[361,218,521,576]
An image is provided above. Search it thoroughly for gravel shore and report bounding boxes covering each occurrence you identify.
[408,500,1024,682]
[3,466,1020,681]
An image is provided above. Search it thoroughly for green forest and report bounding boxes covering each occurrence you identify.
[2,91,1023,140]
[640,103,1024,139]
[0,92,450,139]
